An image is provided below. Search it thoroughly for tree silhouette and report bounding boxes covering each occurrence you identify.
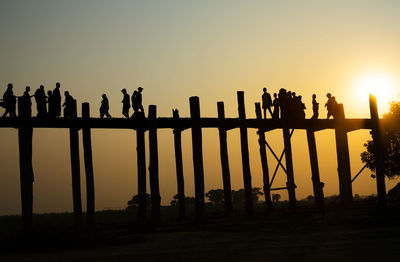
[205,189,225,204]
[361,102,400,179]
[272,193,281,202]
[127,194,151,209]
[170,194,195,207]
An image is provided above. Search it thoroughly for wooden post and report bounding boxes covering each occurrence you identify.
[173,109,185,218]
[148,105,161,221]
[82,103,95,226]
[237,91,253,215]
[69,102,82,228]
[137,127,147,221]
[369,94,387,206]
[334,104,353,204]
[283,128,296,210]
[217,102,233,215]
[306,129,325,210]
[255,103,272,209]
[18,125,34,234]
[189,97,205,218]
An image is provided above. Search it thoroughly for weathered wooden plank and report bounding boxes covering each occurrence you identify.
[69,102,83,229]
[283,128,296,210]
[334,104,353,204]
[237,91,253,215]
[137,127,147,221]
[18,126,34,234]
[306,129,325,210]
[255,103,272,209]
[217,102,232,215]
[82,103,95,226]
[369,94,387,207]
[148,105,161,221]
[190,97,205,218]
[173,109,186,218]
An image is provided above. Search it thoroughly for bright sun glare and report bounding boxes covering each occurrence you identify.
[355,73,397,108]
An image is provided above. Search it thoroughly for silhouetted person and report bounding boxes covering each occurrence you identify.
[100,94,111,118]
[1,83,16,118]
[272,93,279,119]
[47,90,55,118]
[52,82,62,118]
[34,85,47,118]
[311,94,319,119]
[121,88,130,118]
[325,93,337,119]
[262,87,273,119]
[131,90,139,113]
[63,91,75,118]
[297,95,306,119]
[137,87,144,113]
[19,86,33,118]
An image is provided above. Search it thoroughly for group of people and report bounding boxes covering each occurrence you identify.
[261,87,339,120]
[121,87,144,118]
[0,83,77,119]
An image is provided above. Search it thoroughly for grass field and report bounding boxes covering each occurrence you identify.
[1,199,400,261]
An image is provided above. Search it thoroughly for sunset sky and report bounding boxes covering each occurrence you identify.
[1,0,400,215]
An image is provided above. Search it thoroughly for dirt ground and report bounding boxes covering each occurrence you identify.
[1,205,400,261]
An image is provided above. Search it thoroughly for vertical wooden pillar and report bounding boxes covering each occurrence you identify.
[189,97,205,218]
[369,94,387,206]
[237,91,253,215]
[137,127,147,221]
[306,129,325,210]
[173,110,186,218]
[82,103,95,226]
[255,103,272,209]
[283,128,296,210]
[334,104,353,204]
[217,102,232,215]
[148,105,161,221]
[69,102,82,228]
[18,126,34,234]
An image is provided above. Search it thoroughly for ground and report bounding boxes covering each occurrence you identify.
[1,201,400,261]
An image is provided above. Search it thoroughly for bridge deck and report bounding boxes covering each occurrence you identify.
[0,117,381,131]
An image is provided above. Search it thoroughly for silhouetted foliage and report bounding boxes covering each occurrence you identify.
[127,194,151,209]
[205,189,225,204]
[272,193,281,202]
[306,195,314,201]
[170,194,195,207]
[361,102,400,178]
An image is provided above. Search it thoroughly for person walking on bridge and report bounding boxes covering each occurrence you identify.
[34,85,47,118]
[52,82,62,118]
[262,87,273,119]
[121,88,130,118]
[1,83,16,118]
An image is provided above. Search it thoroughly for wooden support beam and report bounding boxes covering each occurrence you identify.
[306,129,325,210]
[148,105,161,221]
[217,102,232,215]
[18,125,34,234]
[255,103,272,209]
[173,109,185,219]
[283,128,296,210]
[82,103,95,226]
[136,127,147,221]
[369,94,387,207]
[237,91,253,215]
[69,102,82,229]
[190,97,205,218]
[334,104,353,204]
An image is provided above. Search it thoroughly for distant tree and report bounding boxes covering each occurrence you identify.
[205,189,225,204]
[306,195,314,201]
[354,194,361,200]
[361,102,400,179]
[170,194,195,207]
[127,194,151,209]
[272,193,281,202]
[231,187,264,205]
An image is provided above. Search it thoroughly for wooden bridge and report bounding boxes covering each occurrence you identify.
[0,91,391,232]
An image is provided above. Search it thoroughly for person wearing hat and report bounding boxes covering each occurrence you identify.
[325,93,337,119]
[121,88,130,118]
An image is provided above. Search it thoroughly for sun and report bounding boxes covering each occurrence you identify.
[355,73,397,112]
